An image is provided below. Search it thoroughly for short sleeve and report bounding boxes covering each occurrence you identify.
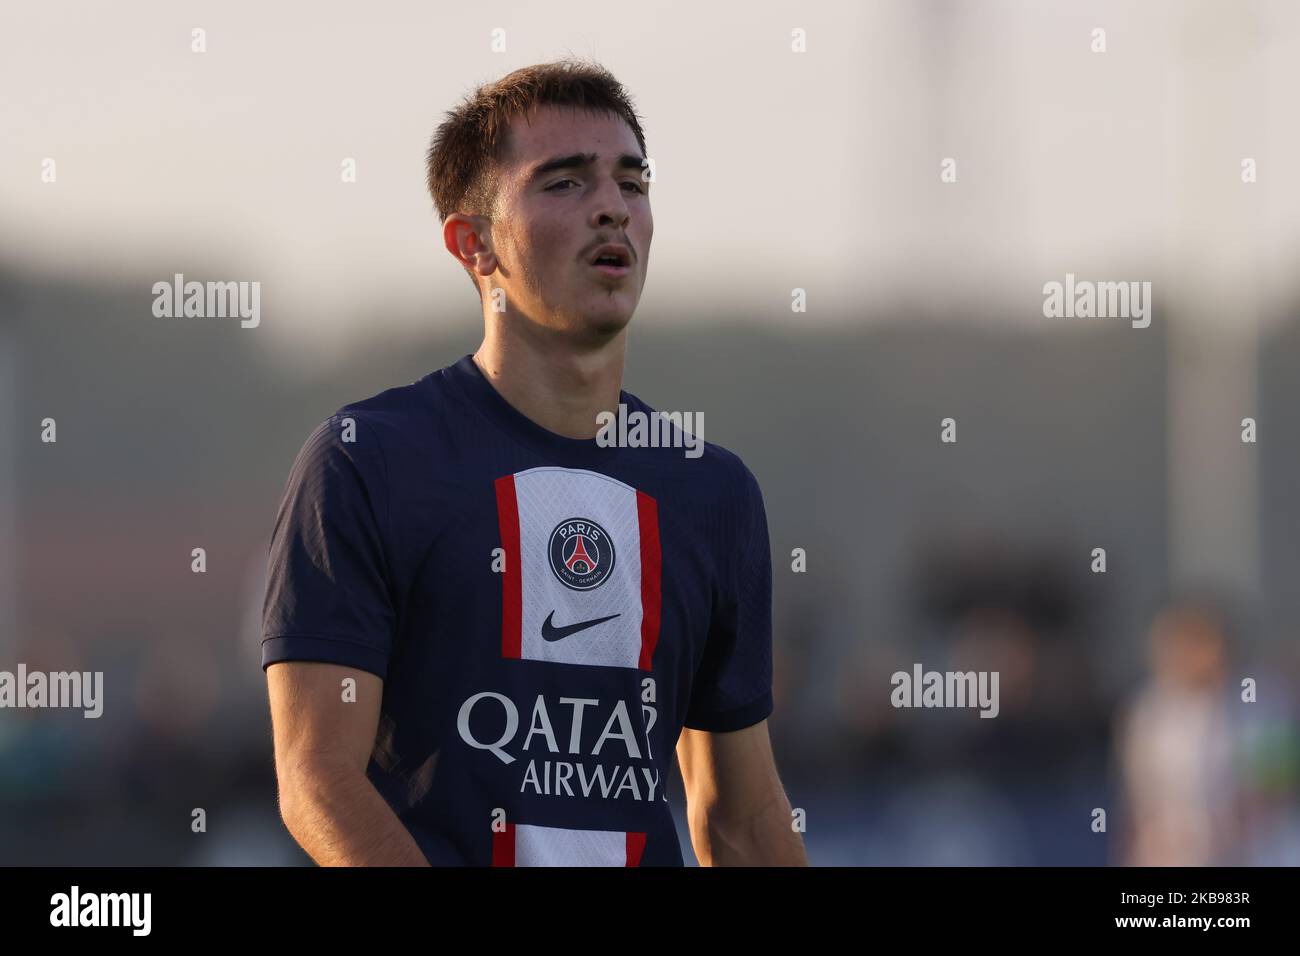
[261,415,396,679]
[683,462,774,732]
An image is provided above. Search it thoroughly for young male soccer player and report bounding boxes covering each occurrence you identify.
[262,60,807,867]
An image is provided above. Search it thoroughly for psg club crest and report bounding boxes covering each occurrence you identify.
[549,517,616,591]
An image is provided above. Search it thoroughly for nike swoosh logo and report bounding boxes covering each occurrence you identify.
[541,610,622,642]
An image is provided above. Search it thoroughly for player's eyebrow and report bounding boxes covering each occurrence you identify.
[526,152,647,184]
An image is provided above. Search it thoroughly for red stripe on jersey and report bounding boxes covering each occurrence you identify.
[494,474,522,660]
[492,822,516,867]
[636,490,661,670]
[626,831,646,867]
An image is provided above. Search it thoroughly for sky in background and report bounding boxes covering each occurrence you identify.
[3,0,1300,365]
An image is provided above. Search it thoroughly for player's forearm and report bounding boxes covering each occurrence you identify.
[691,789,809,866]
[280,760,430,867]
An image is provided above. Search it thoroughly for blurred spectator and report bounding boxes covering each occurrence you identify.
[1116,598,1241,865]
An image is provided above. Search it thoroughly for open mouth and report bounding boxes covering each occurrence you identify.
[589,245,632,278]
[591,260,630,278]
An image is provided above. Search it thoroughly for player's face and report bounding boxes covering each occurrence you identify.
[488,105,652,340]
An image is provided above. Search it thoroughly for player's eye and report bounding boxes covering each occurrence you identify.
[545,179,646,194]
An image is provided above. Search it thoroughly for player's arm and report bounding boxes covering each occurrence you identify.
[268,660,429,866]
[676,718,808,866]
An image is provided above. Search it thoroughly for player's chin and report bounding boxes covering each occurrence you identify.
[574,298,637,338]
[578,313,634,341]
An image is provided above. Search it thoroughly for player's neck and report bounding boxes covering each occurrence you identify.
[472,331,627,441]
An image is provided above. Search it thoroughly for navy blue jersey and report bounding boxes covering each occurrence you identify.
[261,354,773,866]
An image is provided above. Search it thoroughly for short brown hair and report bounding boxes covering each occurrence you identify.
[426,59,648,298]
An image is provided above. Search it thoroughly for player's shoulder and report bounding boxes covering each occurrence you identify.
[620,388,762,498]
[332,373,437,436]
[289,372,442,475]
[338,357,492,444]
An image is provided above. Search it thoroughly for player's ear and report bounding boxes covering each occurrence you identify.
[443,213,497,278]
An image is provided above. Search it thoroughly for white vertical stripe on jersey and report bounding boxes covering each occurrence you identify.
[512,467,645,669]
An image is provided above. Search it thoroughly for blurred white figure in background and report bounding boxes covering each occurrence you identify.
[1117,602,1241,866]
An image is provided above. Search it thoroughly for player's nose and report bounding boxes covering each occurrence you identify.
[588,179,632,233]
